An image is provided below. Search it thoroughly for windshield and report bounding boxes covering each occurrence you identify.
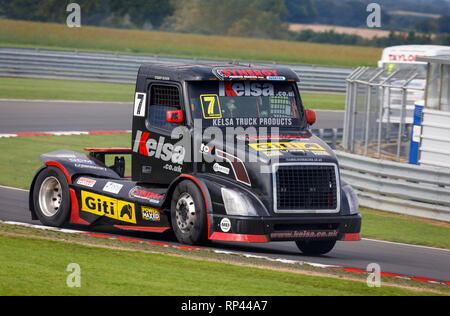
[188,81,304,128]
[383,63,427,76]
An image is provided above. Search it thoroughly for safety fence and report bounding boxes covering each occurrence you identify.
[337,151,450,222]
[343,66,426,162]
[0,47,353,93]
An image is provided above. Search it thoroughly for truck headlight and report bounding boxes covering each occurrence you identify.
[342,183,359,215]
[221,188,258,217]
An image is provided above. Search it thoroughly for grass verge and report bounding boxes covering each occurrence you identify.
[0,134,131,190]
[0,134,449,250]
[0,77,134,102]
[0,19,381,67]
[0,224,446,296]
[360,208,450,249]
[0,77,345,110]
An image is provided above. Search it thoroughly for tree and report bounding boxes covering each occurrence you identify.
[164,0,288,39]
[0,0,101,23]
[437,15,450,33]
[285,0,317,23]
[108,0,174,29]
[414,20,439,34]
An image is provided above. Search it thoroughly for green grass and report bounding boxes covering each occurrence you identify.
[0,134,131,190]
[0,19,381,67]
[0,77,134,102]
[302,93,346,111]
[0,77,345,110]
[360,208,450,250]
[0,235,438,296]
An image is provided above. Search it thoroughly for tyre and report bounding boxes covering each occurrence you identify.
[32,166,71,227]
[295,239,337,256]
[170,180,208,245]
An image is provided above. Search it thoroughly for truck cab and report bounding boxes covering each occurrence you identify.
[29,63,361,255]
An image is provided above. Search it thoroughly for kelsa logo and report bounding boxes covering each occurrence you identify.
[81,191,136,224]
[219,82,274,97]
[133,130,185,165]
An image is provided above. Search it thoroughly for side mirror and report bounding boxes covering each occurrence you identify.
[166,110,183,124]
[305,109,316,125]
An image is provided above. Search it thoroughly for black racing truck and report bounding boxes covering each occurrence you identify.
[29,63,361,255]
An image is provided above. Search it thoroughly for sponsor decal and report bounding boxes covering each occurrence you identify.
[163,163,182,173]
[69,158,95,165]
[76,177,96,188]
[310,151,331,157]
[213,68,280,80]
[219,82,274,97]
[141,206,161,222]
[154,76,170,81]
[213,163,230,175]
[216,149,251,187]
[388,54,422,63]
[249,142,325,152]
[103,182,123,195]
[142,165,153,174]
[74,164,107,171]
[81,191,136,224]
[240,135,303,141]
[133,131,185,165]
[134,93,147,117]
[200,143,214,156]
[267,76,286,81]
[129,187,163,204]
[220,218,231,233]
[200,94,222,119]
[270,230,338,240]
[212,117,293,127]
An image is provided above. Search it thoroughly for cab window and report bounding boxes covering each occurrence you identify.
[148,84,182,130]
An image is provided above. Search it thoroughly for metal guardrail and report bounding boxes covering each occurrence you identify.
[337,151,450,222]
[312,128,343,149]
[0,47,353,93]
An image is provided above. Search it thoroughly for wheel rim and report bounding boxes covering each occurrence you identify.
[38,176,63,217]
[175,192,196,234]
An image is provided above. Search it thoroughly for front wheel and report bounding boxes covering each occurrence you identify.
[170,180,208,245]
[32,166,71,227]
[295,240,337,256]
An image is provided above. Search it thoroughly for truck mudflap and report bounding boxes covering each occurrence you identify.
[208,214,362,243]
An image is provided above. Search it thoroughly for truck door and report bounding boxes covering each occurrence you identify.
[132,82,189,185]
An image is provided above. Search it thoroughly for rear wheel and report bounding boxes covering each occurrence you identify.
[295,240,337,256]
[170,180,208,245]
[33,166,71,227]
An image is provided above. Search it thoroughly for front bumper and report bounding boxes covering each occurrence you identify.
[209,214,362,243]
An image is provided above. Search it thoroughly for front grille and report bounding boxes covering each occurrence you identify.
[274,164,339,213]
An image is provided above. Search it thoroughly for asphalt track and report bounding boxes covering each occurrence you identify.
[0,100,449,283]
[0,99,344,133]
[1,186,449,283]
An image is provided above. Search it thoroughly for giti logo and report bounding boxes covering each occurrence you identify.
[81,191,136,224]
[249,142,325,152]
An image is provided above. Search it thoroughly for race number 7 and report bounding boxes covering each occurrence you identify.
[200,94,222,119]
[134,93,147,117]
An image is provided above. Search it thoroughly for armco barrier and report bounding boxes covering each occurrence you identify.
[0,47,353,93]
[336,151,450,222]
